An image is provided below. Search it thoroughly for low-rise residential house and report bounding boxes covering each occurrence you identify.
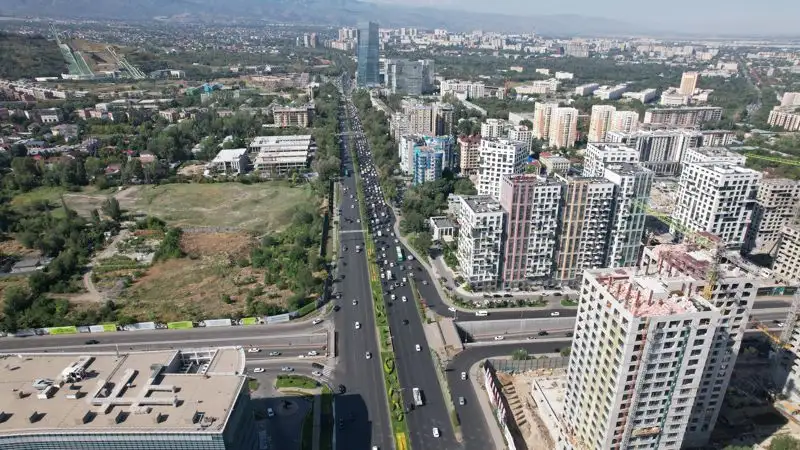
[37,108,63,124]
[51,124,79,142]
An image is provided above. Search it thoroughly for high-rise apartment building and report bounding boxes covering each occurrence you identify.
[507,124,534,153]
[477,137,527,200]
[499,174,562,288]
[604,164,654,267]
[553,174,615,284]
[458,134,481,175]
[563,268,720,450]
[548,107,579,149]
[398,134,425,174]
[672,163,761,246]
[454,195,505,290]
[356,22,380,87]
[746,178,800,253]
[643,107,722,127]
[588,106,640,142]
[385,59,425,95]
[767,106,800,131]
[402,101,435,135]
[583,143,640,178]
[434,102,454,136]
[774,225,800,284]
[532,102,558,140]
[587,105,616,142]
[606,129,702,176]
[413,146,443,185]
[480,118,510,139]
[640,243,760,446]
[439,79,485,99]
[679,71,700,95]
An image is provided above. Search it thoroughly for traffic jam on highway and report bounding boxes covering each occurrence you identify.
[340,99,458,445]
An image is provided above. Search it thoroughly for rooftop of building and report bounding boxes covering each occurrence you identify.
[457,134,481,143]
[760,177,799,187]
[211,148,247,163]
[503,173,562,185]
[273,103,314,112]
[605,162,650,175]
[687,146,745,159]
[647,105,722,111]
[591,268,714,318]
[0,348,246,436]
[688,162,761,176]
[586,142,638,153]
[647,242,770,280]
[462,195,503,214]
[430,216,456,229]
[250,134,313,147]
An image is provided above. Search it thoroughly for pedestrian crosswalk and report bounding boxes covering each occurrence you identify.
[322,365,334,378]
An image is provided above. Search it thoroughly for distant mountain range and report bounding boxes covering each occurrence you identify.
[0,0,650,37]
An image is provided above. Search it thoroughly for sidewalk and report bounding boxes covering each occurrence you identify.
[469,360,507,450]
[311,394,322,450]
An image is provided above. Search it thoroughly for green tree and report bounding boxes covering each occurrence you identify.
[770,436,800,450]
[511,349,529,360]
[560,346,572,357]
[102,197,122,222]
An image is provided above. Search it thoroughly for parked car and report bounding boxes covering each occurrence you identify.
[253,368,265,373]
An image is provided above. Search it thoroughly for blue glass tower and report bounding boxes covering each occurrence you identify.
[356,22,380,87]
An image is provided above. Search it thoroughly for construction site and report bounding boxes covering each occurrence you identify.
[51,24,145,80]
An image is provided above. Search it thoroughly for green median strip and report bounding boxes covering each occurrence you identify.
[349,139,411,448]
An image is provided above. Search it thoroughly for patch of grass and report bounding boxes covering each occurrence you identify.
[275,375,319,390]
[248,378,260,392]
[132,182,314,233]
[561,299,579,307]
[10,186,69,207]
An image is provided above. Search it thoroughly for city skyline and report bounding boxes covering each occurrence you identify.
[365,0,800,35]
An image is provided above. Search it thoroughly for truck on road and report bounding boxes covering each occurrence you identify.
[412,387,424,406]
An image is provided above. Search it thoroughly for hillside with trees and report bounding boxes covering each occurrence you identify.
[0,33,65,80]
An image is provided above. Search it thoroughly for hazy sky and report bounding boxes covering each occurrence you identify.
[366,0,800,35]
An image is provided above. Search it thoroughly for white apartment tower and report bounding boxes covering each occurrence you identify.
[532,102,558,140]
[606,128,702,176]
[480,118,510,139]
[549,107,579,149]
[583,143,640,178]
[477,137,527,200]
[672,163,762,246]
[507,124,534,153]
[588,105,616,142]
[773,225,800,284]
[454,195,505,291]
[639,243,760,446]
[745,178,800,253]
[612,111,640,135]
[563,268,720,450]
[605,164,654,268]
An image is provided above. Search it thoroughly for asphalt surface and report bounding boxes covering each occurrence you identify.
[332,99,392,450]
[345,98,459,449]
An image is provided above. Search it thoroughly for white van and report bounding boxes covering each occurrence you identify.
[475,310,489,317]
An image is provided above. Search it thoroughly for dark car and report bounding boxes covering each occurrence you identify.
[85,339,100,345]
[402,319,409,325]
[538,331,549,336]
[338,384,346,394]
[333,305,341,312]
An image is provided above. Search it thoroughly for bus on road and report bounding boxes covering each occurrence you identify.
[396,246,404,263]
[412,387,424,406]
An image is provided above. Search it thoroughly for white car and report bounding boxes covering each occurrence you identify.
[247,348,260,353]
[391,294,396,300]
[432,427,440,438]
[267,407,275,418]
[402,277,407,283]
[307,351,318,356]
[312,319,323,325]
[312,370,323,376]
[253,368,265,373]
[380,273,385,279]
[415,344,421,352]
[550,312,561,317]
[494,336,505,341]
[401,296,407,302]
[448,306,456,312]
[389,262,394,267]
[365,351,372,359]
[460,371,467,380]
[355,322,361,329]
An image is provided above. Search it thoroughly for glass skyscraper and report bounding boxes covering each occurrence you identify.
[356,21,379,87]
